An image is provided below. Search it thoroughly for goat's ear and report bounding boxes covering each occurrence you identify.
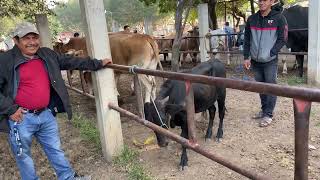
[165,104,183,116]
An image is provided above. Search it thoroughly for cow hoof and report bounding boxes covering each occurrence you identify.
[179,166,188,171]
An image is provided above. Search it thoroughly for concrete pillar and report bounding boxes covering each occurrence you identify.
[198,3,210,62]
[79,0,123,162]
[35,14,53,49]
[308,0,320,85]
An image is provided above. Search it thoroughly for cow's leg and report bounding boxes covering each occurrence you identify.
[282,58,288,74]
[138,74,156,103]
[205,105,216,141]
[114,73,121,97]
[182,53,188,65]
[83,72,93,95]
[191,53,197,63]
[164,53,168,62]
[179,123,188,170]
[296,55,304,77]
[216,88,226,142]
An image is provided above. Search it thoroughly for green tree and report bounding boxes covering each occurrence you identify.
[54,0,83,32]
[0,0,64,42]
[104,0,160,28]
[0,0,60,18]
[0,16,24,36]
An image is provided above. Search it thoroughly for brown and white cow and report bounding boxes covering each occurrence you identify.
[54,32,162,103]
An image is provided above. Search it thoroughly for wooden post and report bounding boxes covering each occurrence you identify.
[198,3,210,62]
[35,14,53,49]
[79,0,123,162]
[308,0,320,85]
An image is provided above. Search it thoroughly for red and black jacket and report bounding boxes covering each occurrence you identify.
[244,9,288,63]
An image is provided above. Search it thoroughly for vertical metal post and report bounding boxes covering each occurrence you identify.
[185,81,196,143]
[134,75,145,119]
[293,99,311,180]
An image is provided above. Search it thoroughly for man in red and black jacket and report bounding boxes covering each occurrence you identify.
[0,22,111,180]
[243,0,288,127]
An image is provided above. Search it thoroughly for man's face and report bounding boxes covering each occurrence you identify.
[14,33,40,56]
[259,0,274,12]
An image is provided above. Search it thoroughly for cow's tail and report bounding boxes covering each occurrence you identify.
[147,37,163,71]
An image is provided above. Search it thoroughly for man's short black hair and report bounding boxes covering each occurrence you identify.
[225,22,230,26]
[74,32,80,37]
[14,36,20,42]
[124,25,130,30]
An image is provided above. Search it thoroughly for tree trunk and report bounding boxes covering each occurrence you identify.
[208,0,218,30]
[250,0,255,15]
[171,0,192,72]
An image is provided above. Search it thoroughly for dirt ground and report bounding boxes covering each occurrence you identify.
[1,56,319,180]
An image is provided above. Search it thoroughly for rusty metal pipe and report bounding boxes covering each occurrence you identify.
[207,51,308,56]
[158,50,307,55]
[105,64,320,102]
[108,103,271,180]
[155,29,307,40]
[65,84,94,99]
[293,99,311,180]
[185,82,196,143]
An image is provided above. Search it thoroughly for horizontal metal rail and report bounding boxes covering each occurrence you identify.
[155,28,308,40]
[65,84,95,99]
[207,51,308,56]
[158,50,307,56]
[109,103,272,180]
[105,64,320,102]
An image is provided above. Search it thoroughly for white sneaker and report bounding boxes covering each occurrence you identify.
[259,116,272,127]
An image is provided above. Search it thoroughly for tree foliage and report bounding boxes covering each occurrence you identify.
[0,16,24,36]
[54,0,83,32]
[0,0,61,18]
[104,0,160,27]
[0,0,63,39]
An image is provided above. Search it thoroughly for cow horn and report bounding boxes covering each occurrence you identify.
[158,96,169,105]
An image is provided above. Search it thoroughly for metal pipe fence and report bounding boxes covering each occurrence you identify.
[103,63,318,180]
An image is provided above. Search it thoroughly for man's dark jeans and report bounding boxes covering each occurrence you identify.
[251,59,278,118]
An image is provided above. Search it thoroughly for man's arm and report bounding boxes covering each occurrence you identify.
[55,52,104,71]
[270,15,288,56]
[243,17,252,60]
[0,78,19,118]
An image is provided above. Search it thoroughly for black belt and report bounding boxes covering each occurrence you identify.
[22,108,47,115]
